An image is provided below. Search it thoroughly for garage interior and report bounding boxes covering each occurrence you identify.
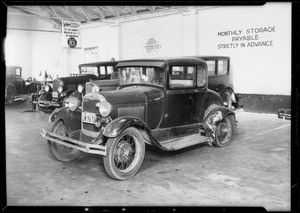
[3,3,293,211]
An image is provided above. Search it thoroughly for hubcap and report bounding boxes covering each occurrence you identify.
[217,122,229,144]
[114,135,138,172]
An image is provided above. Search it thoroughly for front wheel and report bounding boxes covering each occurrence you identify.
[103,127,145,180]
[47,121,82,161]
[213,116,233,147]
[6,87,16,105]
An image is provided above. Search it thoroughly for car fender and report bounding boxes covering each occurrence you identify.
[216,84,237,103]
[103,116,171,151]
[203,106,237,135]
[49,107,81,134]
[103,116,149,138]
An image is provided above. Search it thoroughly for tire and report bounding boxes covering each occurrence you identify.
[47,120,82,161]
[213,115,233,147]
[221,89,234,110]
[6,87,16,105]
[103,127,145,180]
[38,93,55,113]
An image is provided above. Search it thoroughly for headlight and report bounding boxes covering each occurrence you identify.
[78,85,84,93]
[45,84,50,92]
[96,101,113,117]
[58,85,63,94]
[65,97,80,111]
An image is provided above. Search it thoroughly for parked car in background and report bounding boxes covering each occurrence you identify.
[37,61,118,113]
[5,65,41,104]
[188,56,239,109]
[41,57,237,180]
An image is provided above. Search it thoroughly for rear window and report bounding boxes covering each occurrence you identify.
[217,60,229,75]
[206,60,216,76]
[169,66,195,88]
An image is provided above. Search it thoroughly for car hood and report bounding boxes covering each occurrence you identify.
[101,85,164,106]
[58,74,98,85]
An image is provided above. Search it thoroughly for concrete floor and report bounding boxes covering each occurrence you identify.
[5,100,291,210]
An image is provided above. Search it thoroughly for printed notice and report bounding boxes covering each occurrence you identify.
[217,26,275,49]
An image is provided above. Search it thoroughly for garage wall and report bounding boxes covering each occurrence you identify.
[196,3,291,95]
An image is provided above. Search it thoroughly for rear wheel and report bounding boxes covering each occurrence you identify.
[38,93,55,113]
[221,89,234,110]
[213,116,233,147]
[47,121,82,161]
[103,127,145,180]
[6,87,16,105]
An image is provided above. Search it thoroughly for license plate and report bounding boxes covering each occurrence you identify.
[52,92,58,98]
[82,112,97,124]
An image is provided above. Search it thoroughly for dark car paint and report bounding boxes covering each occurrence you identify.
[5,66,41,102]
[47,57,234,152]
[39,61,119,110]
[49,107,81,134]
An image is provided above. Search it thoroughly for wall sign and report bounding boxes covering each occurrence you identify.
[144,38,161,55]
[84,46,99,63]
[217,26,276,49]
[62,21,81,48]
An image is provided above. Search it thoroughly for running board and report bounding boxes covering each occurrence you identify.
[159,134,210,151]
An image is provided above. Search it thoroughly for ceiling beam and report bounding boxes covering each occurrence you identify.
[80,8,90,22]
[94,6,105,20]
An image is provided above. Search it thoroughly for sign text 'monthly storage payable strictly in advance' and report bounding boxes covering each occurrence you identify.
[217,26,276,49]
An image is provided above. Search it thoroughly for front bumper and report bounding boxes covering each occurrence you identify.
[40,129,106,156]
[38,100,60,107]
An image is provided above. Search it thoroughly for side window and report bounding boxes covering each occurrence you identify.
[206,60,216,76]
[197,66,206,87]
[16,68,21,76]
[169,66,195,88]
[99,66,106,76]
[217,60,228,75]
[107,66,114,75]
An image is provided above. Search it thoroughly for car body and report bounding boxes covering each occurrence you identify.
[5,65,41,104]
[41,57,237,180]
[192,56,239,109]
[37,61,118,113]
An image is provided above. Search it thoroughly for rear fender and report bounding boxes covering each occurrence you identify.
[203,106,237,135]
[49,107,81,134]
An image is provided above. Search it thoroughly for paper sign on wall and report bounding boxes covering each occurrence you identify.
[62,21,81,48]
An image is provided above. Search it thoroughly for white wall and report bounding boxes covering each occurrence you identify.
[6,4,291,96]
[196,3,291,95]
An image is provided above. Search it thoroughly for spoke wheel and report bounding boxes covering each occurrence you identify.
[6,87,16,105]
[103,127,145,180]
[213,116,233,147]
[47,121,81,161]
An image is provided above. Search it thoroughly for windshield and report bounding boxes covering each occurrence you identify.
[79,67,98,76]
[118,66,165,88]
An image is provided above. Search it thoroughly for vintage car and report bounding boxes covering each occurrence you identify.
[41,57,237,180]
[5,66,41,104]
[37,61,118,113]
[193,56,239,109]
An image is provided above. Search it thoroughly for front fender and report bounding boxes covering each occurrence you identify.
[49,107,81,134]
[103,116,149,138]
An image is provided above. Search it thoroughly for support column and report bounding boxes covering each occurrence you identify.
[182,9,197,56]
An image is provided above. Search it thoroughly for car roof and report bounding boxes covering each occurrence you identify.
[116,57,206,68]
[78,61,119,67]
[185,56,230,60]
